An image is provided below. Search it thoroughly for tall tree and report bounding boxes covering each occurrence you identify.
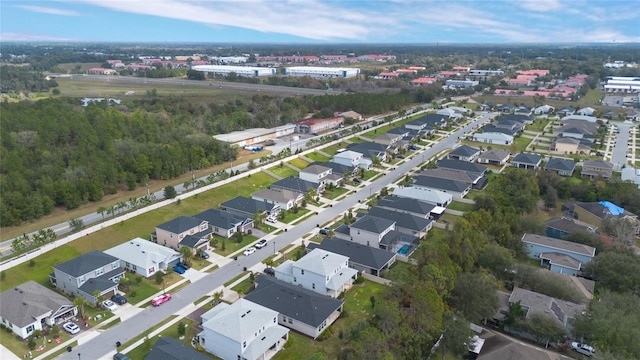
[448,273,499,323]
[440,312,473,360]
[525,313,565,348]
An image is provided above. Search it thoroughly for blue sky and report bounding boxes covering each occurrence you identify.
[1,0,639,43]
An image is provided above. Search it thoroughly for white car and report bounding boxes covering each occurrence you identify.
[63,322,80,334]
[266,216,277,223]
[243,247,256,256]
[255,239,268,249]
[102,300,118,311]
[571,342,595,357]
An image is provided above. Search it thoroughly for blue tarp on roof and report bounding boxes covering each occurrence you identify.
[598,201,624,216]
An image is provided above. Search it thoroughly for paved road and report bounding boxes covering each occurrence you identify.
[59,112,494,360]
[610,121,634,170]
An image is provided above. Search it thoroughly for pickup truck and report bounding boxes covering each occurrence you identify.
[151,293,172,306]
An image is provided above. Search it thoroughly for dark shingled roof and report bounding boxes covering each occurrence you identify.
[351,215,395,233]
[449,145,480,157]
[54,250,118,277]
[271,177,320,193]
[220,196,275,215]
[437,159,487,175]
[368,206,432,232]
[545,158,576,172]
[145,337,211,360]
[193,208,247,230]
[376,196,435,217]
[413,175,471,193]
[307,238,396,271]
[156,216,204,234]
[245,275,343,328]
[512,153,542,165]
[0,281,74,328]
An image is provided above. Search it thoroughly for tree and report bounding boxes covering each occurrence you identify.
[74,296,86,319]
[477,243,515,280]
[180,245,193,266]
[514,264,583,303]
[448,273,499,323]
[186,69,205,80]
[212,291,223,306]
[163,185,177,199]
[177,321,187,336]
[542,187,558,209]
[69,218,85,232]
[503,301,525,331]
[97,206,107,220]
[525,313,565,347]
[584,248,640,296]
[440,312,473,360]
[93,290,104,307]
[601,217,636,246]
[305,188,317,203]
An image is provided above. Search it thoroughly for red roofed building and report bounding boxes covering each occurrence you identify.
[411,77,437,86]
[519,69,549,77]
[508,78,532,86]
[377,72,399,79]
[190,60,209,66]
[296,117,344,134]
[437,71,460,78]
[128,64,153,71]
[395,69,417,74]
[453,66,470,72]
[106,60,124,67]
[88,67,117,75]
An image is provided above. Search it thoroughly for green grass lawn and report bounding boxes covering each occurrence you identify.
[273,280,387,360]
[288,158,310,169]
[266,165,298,179]
[525,118,551,132]
[361,169,379,181]
[447,201,475,212]
[1,325,75,358]
[211,234,258,257]
[322,142,350,156]
[439,213,461,226]
[578,89,605,106]
[281,208,311,224]
[305,151,332,162]
[346,136,365,144]
[323,187,350,200]
[231,276,255,296]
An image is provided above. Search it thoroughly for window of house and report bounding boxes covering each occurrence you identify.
[26,325,34,334]
[95,268,104,277]
[293,277,297,283]
[78,276,85,285]
[243,341,246,348]
[301,269,304,275]
[112,262,118,270]
[312,283,315,289]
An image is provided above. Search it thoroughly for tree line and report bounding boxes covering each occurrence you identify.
[0,66,59,94]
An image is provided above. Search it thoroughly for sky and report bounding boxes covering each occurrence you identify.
[1,0,639,44]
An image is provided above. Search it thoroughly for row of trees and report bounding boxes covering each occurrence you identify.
[0,66,59,93]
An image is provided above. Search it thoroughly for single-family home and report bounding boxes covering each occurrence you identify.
[544,158,576,176]
[551,137,591,154]
[252,188,304,211]
[274,248,358,298]
[557,107,576,117]
[271,176,324,195]
[560,127,595,141]
[501,287,586,330]
[511,153,542,169]
[0,281,77,339]
[197,299,289,360]
[581,159,614,179]
[193,208,253,239]
[146,337,211,360]
[477,149,510,165]
[481,124,519,137]
[494,118,525,133]
[473,132,514,145]
[544,217,597,239]
[300,164,342,187]
[412,175,471,199]
[621,167,640,189]
[534,105,555,115]
[374,132,404,146]
[307,237,396,276]
[346,142,389,162]
[368,206,433,238]
[497,104,514,113]
[419,168,486,190]
[522,234,596,276]
[436,159,488,178]
[564,201,638,230]
[332,150,371,169]
[392,186,452,208]
[338,111,362,121]
[50,251,124,305]
[448,145,480,162]
[437,108,463,120]
[577,107,596,116]
[478,102,495,111]
[386,126,410,139]
[220,196,278,218]
[310,161,358,178]
[245,275,344,340]
[349,214,395,248]
[376,196,436,219]
[561,115,598,123]
[104,238,182,278]
[152,216,210,250]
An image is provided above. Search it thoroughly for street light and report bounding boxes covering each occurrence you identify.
[77,353,81,360]
[273,241,276,255]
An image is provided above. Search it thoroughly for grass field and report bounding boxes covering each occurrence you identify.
[211,234,258,257]
[304,151,332,162]
[323,187,350,200]
[266,165,298,179]
[578,89,605,107]
[281,208,311,224]
[447,201,475,212]
[288,158,310,169]
[525,118,552,132]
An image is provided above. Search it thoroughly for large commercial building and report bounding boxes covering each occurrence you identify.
[191,65,276,77]
[445,79,479,88]
[213,124,296,147]
[284,66,360,78]
[603,76,640,93]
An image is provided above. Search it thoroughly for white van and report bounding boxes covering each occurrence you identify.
[571,342,595,357]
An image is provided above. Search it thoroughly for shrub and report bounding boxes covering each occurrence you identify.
[135,276,143,285]
[28,259,36,267]
[28,339,36,350]
[130,290,137,298]
[354,275,365,284]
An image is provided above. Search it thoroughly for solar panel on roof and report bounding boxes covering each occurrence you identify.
[551,301,565,322]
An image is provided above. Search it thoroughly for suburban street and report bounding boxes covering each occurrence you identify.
[57,113,495,360]
[610,121,634,170]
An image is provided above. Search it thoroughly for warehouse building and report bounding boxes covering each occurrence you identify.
[213,124,296,147]
[284,66,360,78]
[191,65,276,77]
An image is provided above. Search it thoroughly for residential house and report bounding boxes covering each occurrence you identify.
[311,161,358,178]
[478,102,495,111]
[559,127,595,142]
[300,164,342,187]
[104,238,182,278]
[419,167,487,190]
[477,149,510,165]
[197,299,289,360]
[376,196,436,219]
[522,234,596,276]
[346,142,389,162]
[392,186,452,209]
[564,201,638,230]
[511,153,542,169]
[274,248,358,298]
[551,137,591,154]
[146,337,211,360]
[473,132,514,145]
[448,145,480,162]
[481,124,519,137]
[412,175,471,199]
[271,176,324,195]
[348,214,395,248]
[577,107,596,116]
[332,150,371,169]
[412,114,449,128]
[581,159,614,179]
[220,196,278,218]
[388,126,422,142]
[296,116,344,134]
[193,208,253,239]
[338,111,362,121]
[252,188,304,211]
[557,107,576,117]
[534,105,555,115]
[621,167,640,189]
[0,281,77,339]
[559,119,600,135]
[437,108,463,120]
[50,251,124,305]
[374,132,404,146]
[437,159,488,178]
[152,216,209,250]
[307,237,396,276]
[561,115,598,123]
[494,118,525,133]
[497,104,514,113]
[368,206,433,238]
[503,287,585,330]
[544,217,597,240]
[245,275,344,340]
[544,158,576,176]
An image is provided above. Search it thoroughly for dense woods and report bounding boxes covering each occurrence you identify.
[0,66,59,93]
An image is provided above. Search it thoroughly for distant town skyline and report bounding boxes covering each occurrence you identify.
[1,0,639,44]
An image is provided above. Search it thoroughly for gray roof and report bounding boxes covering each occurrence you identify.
[193,208,246,231]
[545,217,596,234]
[522,233,596,257]
[0,281,74,328]
[380,230,420,246]
[583,159,613,170]
[246,275,344,328]
[449,145,479,158]
[220,196,275,215]
[376,196,436,217]
[302,164,331,175]
[310,161,355,176]
[478,149,510,162]
[54,250,118,277]
[437,159,487,175]
[368,206,432,232]
[545,158,576,172]
[252,188,302,203]
[419,168,475,184]
[413,175,471,193]
[271,176,319,193]
[308,238,396,271]
[540,252,581,270]
[386,127,410,136]
[146,337,210,360]
[77,268,124,294]
[156,216,204,234]
[179,233,209,248]
[351,215,395,233]
[509,287,585,326]
[347,142,388,159]
[414,114,448,126]
[512,153,542,165]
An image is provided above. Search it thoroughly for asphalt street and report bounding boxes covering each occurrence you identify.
[58,112,495,360]
[610,121,633,169]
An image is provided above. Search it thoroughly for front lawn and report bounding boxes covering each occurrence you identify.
[305,152,331,162]
[210,234,259,257]
[267,165,298,179]
[361,169,379,181]
[323,187,350,200]
[288,158,310,169]
[281,208,311,224]
[525,118,551,132]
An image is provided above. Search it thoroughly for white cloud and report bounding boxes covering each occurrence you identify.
[15,5,81,16]
[0,32,78,42]
[517,0,564,12]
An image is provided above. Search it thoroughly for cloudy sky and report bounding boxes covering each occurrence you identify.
[1,0,639,43]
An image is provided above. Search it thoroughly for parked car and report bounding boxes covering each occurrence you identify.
[571,342,595,357]
[243,247,256,256]
[63,322,80,334]
[266,216,277,223]
[409,145,417,150]
[352,178,362,183]
[178,261,190,270]
[102,300,118,311]
[173,265,186,274]
[255,239,268,249]
[151,293,172,306]
[264,267,275,276]
[111,294,127,305]
[319,227,331,236]
[113,353,131,360]
[198,251,210,259]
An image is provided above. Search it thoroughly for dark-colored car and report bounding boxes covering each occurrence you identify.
[352,178,362,184]
[113,353,131,360]
[319,227,331,236]
[409,145,417,150]
[111,294,127,305]
[173,265,186,274]
[179,262,190,270]
[264,267,275,276]
[198,251,210,259]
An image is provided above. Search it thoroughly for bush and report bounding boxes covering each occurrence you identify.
[317,327,333,341]
[28,339,36,350]
[28,259,36,267]
[155,272,164,285]
[135,276,143,285]
[130,290,137,298]
[354,275,365,284]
